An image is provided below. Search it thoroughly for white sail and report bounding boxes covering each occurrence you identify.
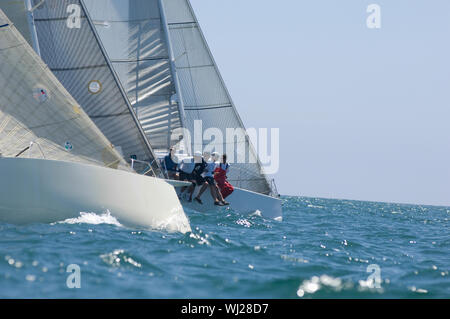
[24,0,161,175]
[0,10,130,171]
[80,0,275,195]
[162,0,273,195]
[83,0,184,152]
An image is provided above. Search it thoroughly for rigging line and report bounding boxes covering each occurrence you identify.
[169,25,198,31]
[34,16,87,22]
[184,105,232,111]
[50,64,107,71]
[111,56,170,63]
[93,17,161,23]
[88,112,128,119]
[184,102,232,108]
[167,22,195,26]
[177,64,214,70]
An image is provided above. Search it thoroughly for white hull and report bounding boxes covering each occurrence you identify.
[178,186,282,220]
[0,158,191,233]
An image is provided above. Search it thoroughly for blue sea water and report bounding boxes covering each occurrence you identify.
[0,196,448,298]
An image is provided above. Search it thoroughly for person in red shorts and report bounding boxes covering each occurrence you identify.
[213,153,234,200]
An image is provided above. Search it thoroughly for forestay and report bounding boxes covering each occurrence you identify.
[0,10,130,171]
[83,0,183,152]
[162,0,273,195]
[30,0,161,175]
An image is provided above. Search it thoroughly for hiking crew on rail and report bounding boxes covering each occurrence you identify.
[169,150,233,206]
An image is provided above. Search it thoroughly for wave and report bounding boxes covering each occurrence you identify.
[153,207,192,234]
[53,207,191,234]
[55,211,122,227]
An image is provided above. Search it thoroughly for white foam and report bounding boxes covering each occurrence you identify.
[153,206,192,234]
[56,210,122,227]
[236,219,252,228]
[297,275,347,297]
[249,210,262,217]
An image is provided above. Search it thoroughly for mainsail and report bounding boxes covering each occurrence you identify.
[0,9,130,171]
[27,0,161,175]
[161,0,273,195]
[81,0,274,195]
[83,0,184,152]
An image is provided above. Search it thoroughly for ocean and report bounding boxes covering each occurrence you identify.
[0,196,448,298]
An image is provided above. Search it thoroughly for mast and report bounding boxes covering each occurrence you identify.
[158,0,187,141]
[24,0,41,56]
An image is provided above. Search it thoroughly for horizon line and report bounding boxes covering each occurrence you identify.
[280,194,450,209]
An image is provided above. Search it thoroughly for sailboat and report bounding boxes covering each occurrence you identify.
[2,0,281,222]
[0,9,191,233]
[82,0,282,220]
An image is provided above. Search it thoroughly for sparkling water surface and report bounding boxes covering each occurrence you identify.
[0,196,448,298]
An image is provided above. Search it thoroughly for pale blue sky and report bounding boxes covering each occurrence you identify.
[190,0,450,206]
